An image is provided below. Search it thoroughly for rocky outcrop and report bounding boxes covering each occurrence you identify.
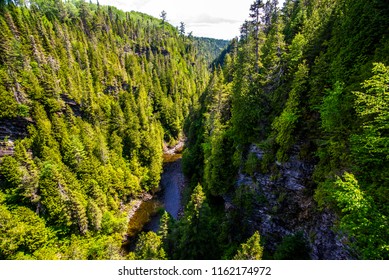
[0,117,31,140]
[0,117,32,158]
[163,138,185,155]
[122,193,153,222]
[0,139,15,158]
[60,94,82,117]
[233,144,352,260]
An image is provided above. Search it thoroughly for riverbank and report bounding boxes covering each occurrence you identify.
[122,193,153,222]
[163,139,185,155]
[124,138,187,241]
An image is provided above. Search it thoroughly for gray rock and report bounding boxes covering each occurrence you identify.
[231,144,352,259]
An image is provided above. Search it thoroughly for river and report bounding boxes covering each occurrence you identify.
[124,142,185,243]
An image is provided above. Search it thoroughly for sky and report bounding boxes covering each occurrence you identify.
[97,0,285,40]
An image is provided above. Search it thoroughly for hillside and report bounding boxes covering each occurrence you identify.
[194,37,230,65]
[1,0,388,260]
[0,0,211,259]
[183,0,389,259]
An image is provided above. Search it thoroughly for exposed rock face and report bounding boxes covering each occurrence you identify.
[0,117,31,140]
[163,138,185,155]
[60,94,82,117]
[234,144,352,260]
[0,139,15,158]
[0,117,32,158]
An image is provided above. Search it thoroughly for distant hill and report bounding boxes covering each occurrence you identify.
[193,37,230,65]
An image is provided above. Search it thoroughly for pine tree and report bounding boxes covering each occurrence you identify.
[0,0,211,259]
[160,10,167,25]
[179,22,185,36]
[351,63,389,208]
[175,184,216,259]
[249,0,264,70]
[130,231,167,260]
[272,61,308,162]
[233,231,263,260]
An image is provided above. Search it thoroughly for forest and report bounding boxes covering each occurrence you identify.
[0,0,388,260]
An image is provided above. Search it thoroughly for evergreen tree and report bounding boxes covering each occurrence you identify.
[352,63,389,185]
[0,0,210,260]
[129,231,167,260]
[1,0,389,261]
[179,21,185,36]
[249,0,264,70]
[160,10,167,25]
[233,231,263,260]
[174,184,216,259]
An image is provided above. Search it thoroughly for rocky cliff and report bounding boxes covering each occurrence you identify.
[231,144,352,259]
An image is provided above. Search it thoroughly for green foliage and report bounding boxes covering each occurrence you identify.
[130,231,167,260]
[86,199,102,231]
[333,173,369,214]
[0,202,56,259]
[354,63,389,120]
[352,63,389,186]
[244,152,261,176]
[231,54,267,146]
[203,123,235,196]
[1,0,389,261]
[174,184,218,259]
[0,156,23,189]
[157,210,176,257]
[100,211,127,235]
[0,68,18,119]
[272,61,308,162]
[273,232,310,260]
[194,37,229,65]
[0,144,40,205]
[82,234,123,260]
[38,162,72,232]
[320,81,346,133]
[158,211,171,242]
[0,0,209,260]
[183,69,236,195]
[182,0,389,260]
[17,104,30,117]
[331,173,389,259]
[287,33,307,68]
[233,231,263,260]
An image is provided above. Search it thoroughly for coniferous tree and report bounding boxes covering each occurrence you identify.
[160,10,167,25]
[233,231,263,260]
[249,0,264,71]
[0,0,210,259]
[174,184,216,259]
[179,21,185,36]
[129,231,167,260]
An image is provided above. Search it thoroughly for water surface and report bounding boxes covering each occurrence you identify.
[126,150,185,239]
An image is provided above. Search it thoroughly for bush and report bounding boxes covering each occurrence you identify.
[274,232,310,260]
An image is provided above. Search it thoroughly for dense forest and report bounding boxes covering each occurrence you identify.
[0,0,388,260]
[0,0,211,259]
[183,0,388,260]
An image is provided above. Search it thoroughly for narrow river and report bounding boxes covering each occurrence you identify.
[125,143,185,244]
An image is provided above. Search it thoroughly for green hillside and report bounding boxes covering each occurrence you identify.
[0,0,209,259]
[1,0,388,260]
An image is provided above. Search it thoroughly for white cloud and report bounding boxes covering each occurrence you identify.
[97,0,286,39]
[189,14,241,25]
